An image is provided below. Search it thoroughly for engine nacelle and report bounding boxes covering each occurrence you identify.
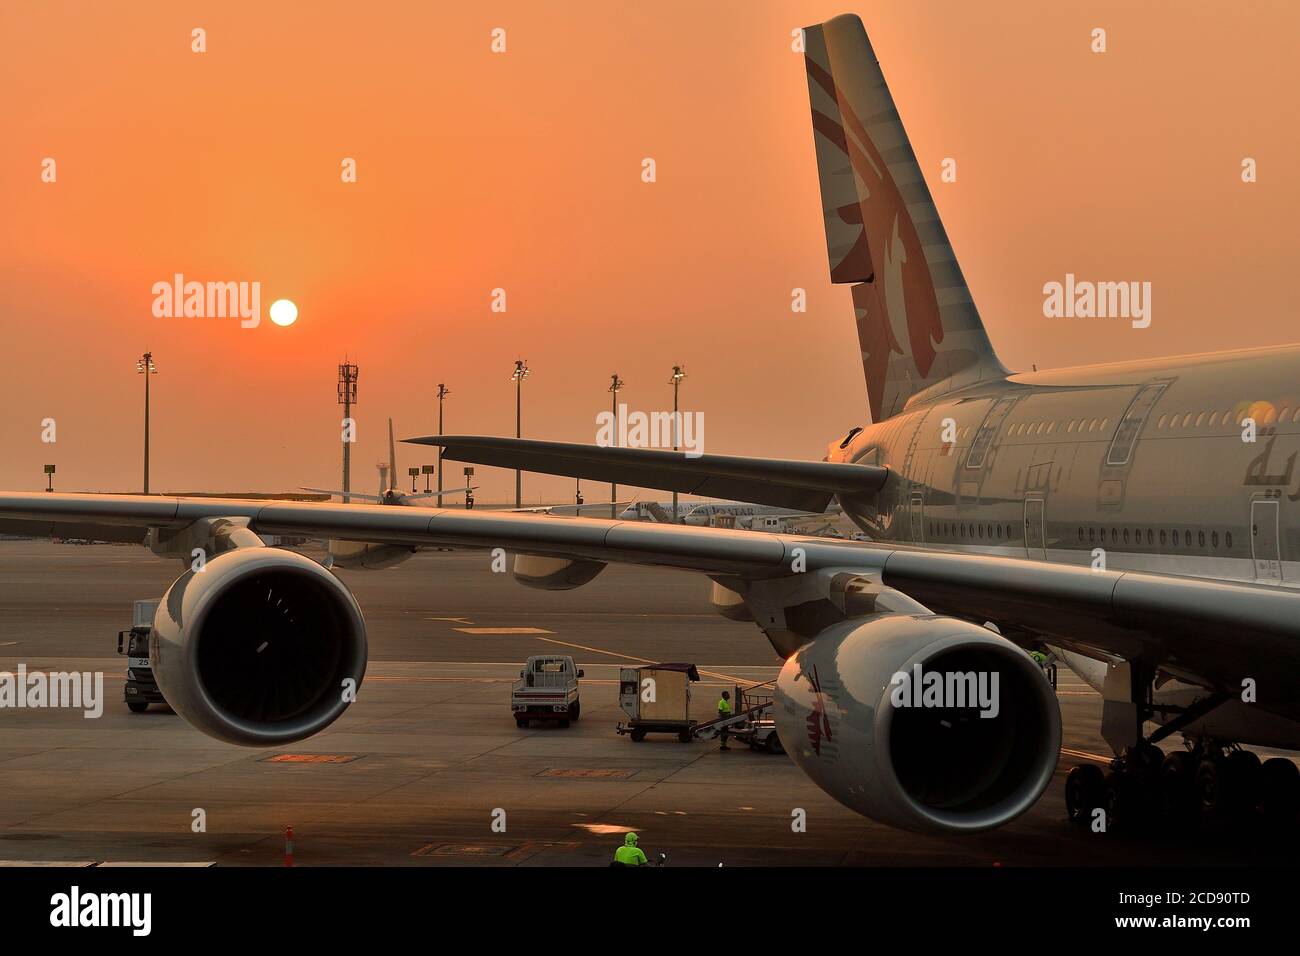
[151,548,368,746]
[775,612,1060,834]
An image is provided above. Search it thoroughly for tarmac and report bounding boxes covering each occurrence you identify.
[0,540,1293,866]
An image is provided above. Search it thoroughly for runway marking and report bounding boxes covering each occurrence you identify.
[425,617,473,624]
[452,627,554,635]
[1060,747,1111,763]
[529,635,752,685]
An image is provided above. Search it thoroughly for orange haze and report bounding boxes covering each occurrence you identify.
[1,0,1297,501]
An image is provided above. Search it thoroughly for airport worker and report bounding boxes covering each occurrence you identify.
[717,690,734,751]
[614,831,648,866]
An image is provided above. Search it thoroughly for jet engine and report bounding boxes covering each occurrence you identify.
[775,613,1060,834]
[151,548,367,746]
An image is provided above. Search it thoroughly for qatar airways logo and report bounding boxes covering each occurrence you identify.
[889,664,1000,719]
[152,273,261,328]
[1042,273,1151,329]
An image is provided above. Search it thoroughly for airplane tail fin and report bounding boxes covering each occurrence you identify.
[803,14,1007,422]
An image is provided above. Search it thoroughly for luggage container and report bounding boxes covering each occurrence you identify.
[616,662,700,742]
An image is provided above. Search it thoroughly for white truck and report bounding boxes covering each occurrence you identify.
[512,655,583,728]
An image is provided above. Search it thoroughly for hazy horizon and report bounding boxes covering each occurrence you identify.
[3,0,1297,502]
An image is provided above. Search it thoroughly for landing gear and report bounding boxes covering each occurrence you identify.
[1063,658,1297,833]
[1066,739,1296,834]
[1261,757,1300,822]
[1065,764,1104,823]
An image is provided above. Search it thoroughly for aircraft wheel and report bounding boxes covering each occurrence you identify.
[1065,764,1105,825]
[1197,755,1231,819]
[127,701,148,714]
[1160,750,1200,827]
[1103,771,1141,832]
[677,730,692,743]
[1227,750,1262,813]
[630,729,646,742]
[764,732,785,755]
[1260,758,1299,824]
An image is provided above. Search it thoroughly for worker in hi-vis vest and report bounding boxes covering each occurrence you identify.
[717,691,733,750]
[613,831,648,866]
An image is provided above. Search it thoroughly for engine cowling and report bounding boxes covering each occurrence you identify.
[775,613,1060,834]
[151,548,368,746]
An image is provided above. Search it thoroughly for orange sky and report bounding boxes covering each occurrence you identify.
[1,1,1296,501]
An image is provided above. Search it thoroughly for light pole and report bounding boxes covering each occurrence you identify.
[338,362,359,503]
[511,360,530,509]
[608,373,624,518]
[436,383,449,501]
[136,352,157,494]
[669,364,686,522]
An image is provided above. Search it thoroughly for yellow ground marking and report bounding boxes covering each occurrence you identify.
[1060,747,1111,763]
[453,627,555,635]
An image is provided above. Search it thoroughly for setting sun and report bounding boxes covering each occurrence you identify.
[269,298,298,327]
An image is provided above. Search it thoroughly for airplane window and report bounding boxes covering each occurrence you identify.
[1208,412,1220,426]
[1101,418,1110,430]
[1110,528,1117,542]
[1123,528,1130,544]
[1212,531,1219,548]
[1182,413,1193,427]
[1146,528,1153,546]
[1160,529,1166,545]
[1264,407,1278,425]
[1088,527,1095,542]
[1156,414,1167,428]
[1185,530,1193,546]
[1279,407,1291,424]
[1078,526,1084,541]
[1172,529,1180,545]
[1292,409,1300,423]
[961,523,966,537]
[978,524,984,539]
[1227,531,1233,548]
[1066,420,1075,432]
[996,525,1003,540]
[1046,422,1056,434]
[1195,412,1207,427]
[1198,530,1205,547]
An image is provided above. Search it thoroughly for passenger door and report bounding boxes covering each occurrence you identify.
[1024,497,1046,560]
[909,492,924,544]
[1251,498,1283,583]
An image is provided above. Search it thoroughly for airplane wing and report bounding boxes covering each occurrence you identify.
[301,488,383,502]
[403,435,888,513]
[2,491,1296,704]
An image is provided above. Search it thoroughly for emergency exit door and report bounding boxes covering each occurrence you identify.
[1251,499,1283,582]
[1024,497,1046,560]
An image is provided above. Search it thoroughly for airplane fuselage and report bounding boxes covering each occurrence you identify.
[831,343,1300,589]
